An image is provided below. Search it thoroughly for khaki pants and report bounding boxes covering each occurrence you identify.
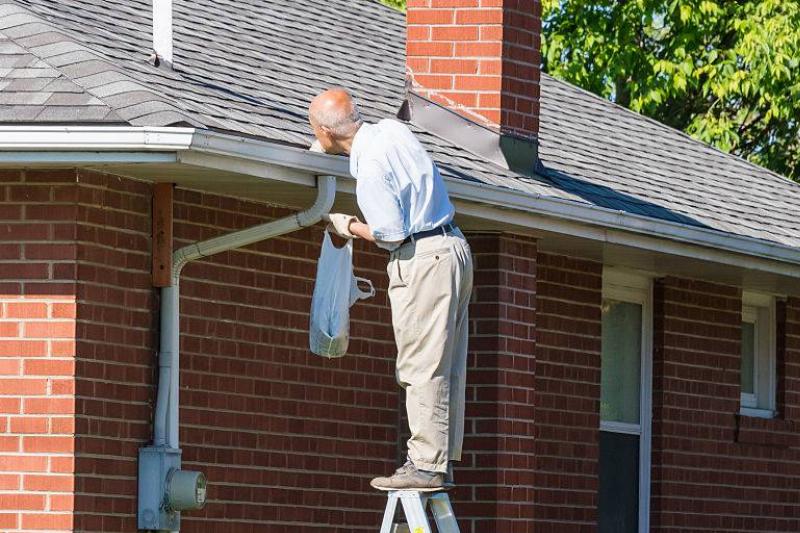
[387,228,473,473]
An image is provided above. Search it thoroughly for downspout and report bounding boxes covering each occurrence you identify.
[155,174,336,448]
[139,175,336,531]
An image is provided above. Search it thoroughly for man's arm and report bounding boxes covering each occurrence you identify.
[348,220,375,242]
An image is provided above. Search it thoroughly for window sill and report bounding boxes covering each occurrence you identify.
[739,407,775,419]
[734,414,799,448]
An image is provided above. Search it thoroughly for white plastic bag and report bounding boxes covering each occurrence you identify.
[309,231,375,358]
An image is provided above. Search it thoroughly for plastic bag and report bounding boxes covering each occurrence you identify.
[309,231,375,358]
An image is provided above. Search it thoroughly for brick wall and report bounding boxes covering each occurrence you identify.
[458,233,537,533]
[652,278,800,532]
[67,171,399,532]
[534,252,602,531]
[71,171,155,532]
[0,170,78,532]
[4,168,800,532]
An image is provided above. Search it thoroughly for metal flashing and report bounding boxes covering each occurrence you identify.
[403,91,538,176]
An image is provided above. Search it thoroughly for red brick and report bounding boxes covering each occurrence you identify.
[0,437,19,452]
[49,494,74,511]
[0,474,18,489]
[407,8,455,24]
[0,398,20,414]
[21,513,72,530]
[23,359,74,376]
[23,398,74,415]
[0,455,47,472]
[431,25,480,41]
[0,340,47,357]
[51,302,76,319]
[23,321,74,338]
[50,340,76,357]
[455,8,503,24]
[4,302,47,318]
[9,417,48,434]
[23,436,74,454]
[0,322,19,337]
[0,493,45,510]
[50,379,74,395]
[0,378,47,395]
[47,457,73,476]
[23,474,74,492]
[0,513,17,529]
[0,359,20,375]
[50,417,74,434]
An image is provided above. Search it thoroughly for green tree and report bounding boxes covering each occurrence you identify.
[379,0,406,11]
[543,0,800,181]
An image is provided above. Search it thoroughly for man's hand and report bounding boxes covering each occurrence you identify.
[323,213,359,239]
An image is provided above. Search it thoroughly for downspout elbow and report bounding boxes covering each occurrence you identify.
[296,175,336,228]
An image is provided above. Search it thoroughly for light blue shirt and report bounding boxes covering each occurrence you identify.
[349,119,455,251]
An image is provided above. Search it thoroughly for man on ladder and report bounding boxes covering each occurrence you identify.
[308,87,474,493]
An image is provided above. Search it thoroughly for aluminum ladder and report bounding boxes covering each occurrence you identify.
[379,490,460,533]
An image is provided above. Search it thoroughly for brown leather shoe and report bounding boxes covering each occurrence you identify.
[370,462,445,492]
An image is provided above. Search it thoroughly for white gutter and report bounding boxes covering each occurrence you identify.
[153,174,336,448]
[0,126,798,274]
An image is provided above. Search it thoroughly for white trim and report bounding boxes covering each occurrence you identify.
[740,293,777,415]
[1,126,799,277]
[743,291,774,308]
[739,407,776,419]
[602,269,653,533]
[600,421,640,435]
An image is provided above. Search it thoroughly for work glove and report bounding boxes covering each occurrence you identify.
[323,213,359,239]
[309,139,325,153]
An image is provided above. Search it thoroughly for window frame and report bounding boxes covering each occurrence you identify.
[601,269,652,533]
[740,292,776,419]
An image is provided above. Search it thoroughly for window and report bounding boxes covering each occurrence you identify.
[599,270,652,533]
[740,292,776,418]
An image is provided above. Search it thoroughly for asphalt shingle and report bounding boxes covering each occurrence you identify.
[0,0,798,249]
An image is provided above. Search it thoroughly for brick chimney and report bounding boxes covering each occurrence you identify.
[406,0,541,141]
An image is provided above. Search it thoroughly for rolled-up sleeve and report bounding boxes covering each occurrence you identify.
[356,167,407,243]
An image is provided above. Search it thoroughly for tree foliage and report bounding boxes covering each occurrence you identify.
[543,0,800,181]
[379,0,406,12]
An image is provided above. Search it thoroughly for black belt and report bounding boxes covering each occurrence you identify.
[401,223,456,246]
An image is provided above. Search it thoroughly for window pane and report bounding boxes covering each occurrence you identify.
[599,431,639,533]
[741,321,755,394]
[601,300,642,424]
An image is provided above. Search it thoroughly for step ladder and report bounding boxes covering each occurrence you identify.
[379,490,460,533]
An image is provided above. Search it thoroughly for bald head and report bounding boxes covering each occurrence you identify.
[309,88,363,143]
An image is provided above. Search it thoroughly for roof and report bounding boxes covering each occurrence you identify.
[1,0,799,251]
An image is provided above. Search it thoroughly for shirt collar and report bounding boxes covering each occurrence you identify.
[348,122,375,178]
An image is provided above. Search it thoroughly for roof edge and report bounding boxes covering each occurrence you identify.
[0,125,798,276]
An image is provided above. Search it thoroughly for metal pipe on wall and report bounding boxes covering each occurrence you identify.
[153,174,336,448]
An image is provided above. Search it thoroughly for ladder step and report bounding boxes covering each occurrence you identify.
[379,490,460,533]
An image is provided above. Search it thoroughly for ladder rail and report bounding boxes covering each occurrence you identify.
[379,490,460,533]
